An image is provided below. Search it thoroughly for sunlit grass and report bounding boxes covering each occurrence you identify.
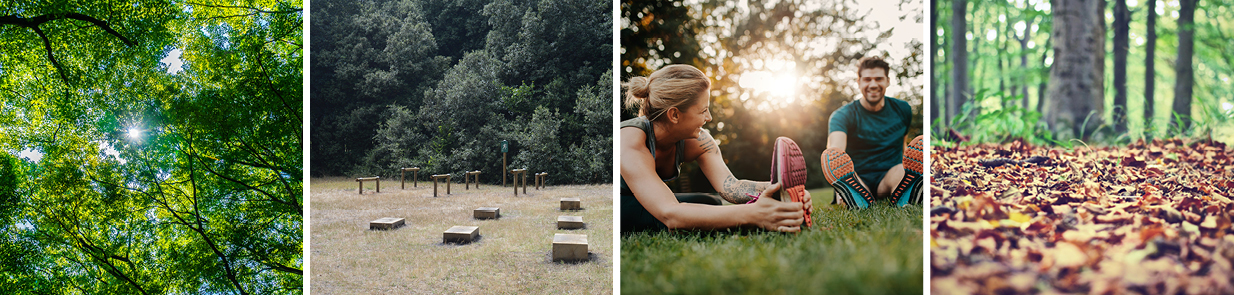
[621,187,924,295]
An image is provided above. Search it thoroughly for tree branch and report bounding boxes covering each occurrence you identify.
[186,2,302,14]
[0,13,135,84]
[29,26,69,83]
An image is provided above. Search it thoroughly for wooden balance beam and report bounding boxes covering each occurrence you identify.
[401,167,420,189]
[465,170,482,189]
[356,177,380,194]
[431,174,451,197]
[510,169,528,195]
[535,172,549,190]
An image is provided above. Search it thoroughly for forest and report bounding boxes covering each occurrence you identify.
[622,0,925,189]
[934,0,1234,144]
[0,1,302,293]
[310,0,612,184]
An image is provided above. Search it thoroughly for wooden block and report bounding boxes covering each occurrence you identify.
[560,198,581,210]
[474,207,500,219]
[557,216,583,229]
[443,226,479,244]
[369,217,405,230]
[552,234,588,262]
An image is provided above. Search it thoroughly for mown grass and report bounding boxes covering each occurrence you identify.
[621,187,923,295]
[310,177,613,294]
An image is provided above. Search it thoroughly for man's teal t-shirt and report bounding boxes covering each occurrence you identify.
[828,96,912,187]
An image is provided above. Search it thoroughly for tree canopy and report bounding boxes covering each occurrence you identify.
[0,0,302,293]
[311,0,612,183]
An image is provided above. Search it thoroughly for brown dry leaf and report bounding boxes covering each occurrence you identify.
[932,140,1234,294]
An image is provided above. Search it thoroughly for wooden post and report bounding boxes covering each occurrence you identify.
[431,174,450,197]
[502,139,509,187]
[356,177,380,194]
[465,171,481,189]
[535,172,548,190]
[510,169,526,196]
[401,167,421,189]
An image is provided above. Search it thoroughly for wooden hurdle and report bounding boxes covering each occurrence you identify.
[465,170,482,189]
[401,167,420,189]
[356,177,380,194]
[535,172,548,190]
[431,174,451,197]
[510,169,527,195]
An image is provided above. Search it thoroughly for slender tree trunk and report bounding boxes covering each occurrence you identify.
[1020,17,1032,110]
[951,0,968,125]
[998,34,1006,107]
[1113,0,1130,133]
[931,0,940,132]
[1047,0,1104,140]
[1144,0,1157,131]
[1038,37,1051,114]
[1173,0,1197,131]
[997,6,1007,105]
[1094,0,1107,128]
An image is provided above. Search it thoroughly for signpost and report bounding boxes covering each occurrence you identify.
[501,140,508,187]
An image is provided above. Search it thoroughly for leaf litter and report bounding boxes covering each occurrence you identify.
[931,139,1234,295]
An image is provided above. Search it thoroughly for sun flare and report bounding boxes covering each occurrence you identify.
[738,69,799,108]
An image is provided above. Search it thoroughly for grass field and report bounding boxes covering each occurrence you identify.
[620,187,924,295]
[310,177,613,294]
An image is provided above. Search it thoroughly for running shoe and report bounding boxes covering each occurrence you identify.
[770,137,811,227]
[820,148,873,209]
[893,135,924,207]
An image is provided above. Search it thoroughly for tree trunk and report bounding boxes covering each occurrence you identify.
[1020,17,1032,110]
[1172,0,1197,131]
[1094,0,1107,128]
[1038,37,1051,114]
[931,0,940,132]
[950,0,968,126]
[1113,0,1130,133]
[1144,0,1157,131]
[1047,0,1104,140]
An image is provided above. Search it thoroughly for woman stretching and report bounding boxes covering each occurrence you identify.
[620,64,812,233]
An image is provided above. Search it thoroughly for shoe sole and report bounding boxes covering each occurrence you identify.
[820,149,872,209]
[894,136,924,207]
[771,137,810,227]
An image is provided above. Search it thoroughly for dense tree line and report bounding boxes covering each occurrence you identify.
[0,0,302,293]
[311,0,612,183]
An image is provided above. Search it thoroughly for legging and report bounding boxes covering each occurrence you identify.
[621,193,725,233]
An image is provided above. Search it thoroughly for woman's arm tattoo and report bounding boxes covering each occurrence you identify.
[718,174,760,204]
[697,130,719,155]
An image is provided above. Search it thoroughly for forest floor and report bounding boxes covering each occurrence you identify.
[309,178,612,294]
[930,139,1234,294]
[621,187,924,294]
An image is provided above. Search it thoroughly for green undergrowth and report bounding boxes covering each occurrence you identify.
[620,187,924,295]
[935,90,1234,148]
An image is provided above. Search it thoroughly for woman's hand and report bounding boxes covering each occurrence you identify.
[801,189,813,215]
[749,183,805,232]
